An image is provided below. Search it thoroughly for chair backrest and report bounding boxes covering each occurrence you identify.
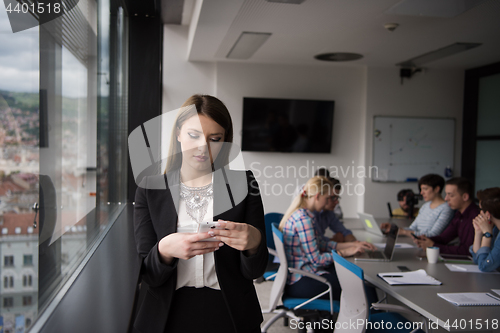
[332,251,369,333]
[265,213,284,251]
[266,223,288,312]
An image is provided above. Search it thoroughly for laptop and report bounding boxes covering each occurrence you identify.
[354,226,398,262]
[358,212,385,236]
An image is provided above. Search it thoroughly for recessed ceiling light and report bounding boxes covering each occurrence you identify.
[227,32,272,60]
[314,53,363,62]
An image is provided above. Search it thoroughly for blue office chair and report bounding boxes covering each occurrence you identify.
[261,223,340,333]
[332,251,428,333]
[262,213,283,281]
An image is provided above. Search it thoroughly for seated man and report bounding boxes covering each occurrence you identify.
[414,177,479,255]
[392,189,419,218]
[381,174,454,237]
[313,178,356,243]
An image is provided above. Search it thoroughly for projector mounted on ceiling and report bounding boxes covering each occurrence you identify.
[397,42,482,68]
[397,42,481,84]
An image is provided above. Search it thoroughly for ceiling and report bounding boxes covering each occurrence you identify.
[180,0,500,69]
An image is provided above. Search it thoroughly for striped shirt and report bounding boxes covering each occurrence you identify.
[283,208,337,284]
[407,201,454,237]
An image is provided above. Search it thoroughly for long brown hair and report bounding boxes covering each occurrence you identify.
[164,94,233,174]
[279,176,333,230]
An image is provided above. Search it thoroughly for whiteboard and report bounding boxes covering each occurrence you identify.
[372,116,455,182]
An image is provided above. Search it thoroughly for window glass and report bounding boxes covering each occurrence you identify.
[23,255,33,266]
[0,5,40,331]
[477,73,500,136]
[475,140,500,191]
[4,256,14,267]
[4,297,14,307]
[0,0,128,330]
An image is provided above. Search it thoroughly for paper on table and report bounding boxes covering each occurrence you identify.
[445,263,500,274]
[438,292,500,306]
[492,289,500,296]
[378,269,442,285]
[374,243,414,249]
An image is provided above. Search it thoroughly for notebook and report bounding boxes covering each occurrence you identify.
[438,293,500,306]
[377,269,442,285]
[445,263,500,274]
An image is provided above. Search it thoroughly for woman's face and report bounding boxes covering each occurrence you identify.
[420,184,440,202]
[177,114,225,173]
[314,190,333,212]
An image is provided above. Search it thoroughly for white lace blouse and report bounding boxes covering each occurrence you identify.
[175,196,220,290]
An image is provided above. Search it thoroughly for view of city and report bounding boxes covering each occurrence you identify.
[0,89,89,332]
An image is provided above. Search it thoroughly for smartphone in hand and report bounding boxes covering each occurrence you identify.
[411,233,421,240]
[197,221,224,242]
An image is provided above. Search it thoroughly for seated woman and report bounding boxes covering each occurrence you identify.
[133,95,267,333]
[470,187,500,272]
[382,174,453,237]
[279,176,375,300]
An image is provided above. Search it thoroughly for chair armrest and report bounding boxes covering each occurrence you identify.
[288,268,328,284]
[370,303,417,316]
[268,248,278,257]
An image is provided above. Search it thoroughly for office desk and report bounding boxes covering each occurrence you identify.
[341,218,499,332]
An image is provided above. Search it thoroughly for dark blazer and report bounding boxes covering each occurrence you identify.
[133,168,268,333]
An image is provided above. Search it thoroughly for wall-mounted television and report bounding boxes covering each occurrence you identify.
[241,97,334,153]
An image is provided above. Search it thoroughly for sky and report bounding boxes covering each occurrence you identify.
[0,4,93,98]
[0,6,39,94]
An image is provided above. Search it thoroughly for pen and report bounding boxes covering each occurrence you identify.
[451,265,467,271]
[383,275,403,278]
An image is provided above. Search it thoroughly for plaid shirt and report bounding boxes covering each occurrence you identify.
[283,208,337,284]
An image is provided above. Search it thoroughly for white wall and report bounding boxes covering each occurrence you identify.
[216,62,367,217]
[364,68,464,217]
[163,26,465,218]
[162,25,216,113]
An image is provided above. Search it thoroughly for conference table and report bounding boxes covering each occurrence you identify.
[339,217,500,332]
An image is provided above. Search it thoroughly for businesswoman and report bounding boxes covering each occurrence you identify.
[133,94,268,333]
[279,176,375,300]
[470,187,500,272]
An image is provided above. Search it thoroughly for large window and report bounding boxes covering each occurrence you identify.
[0,0,128,331]
[462,62,500,192]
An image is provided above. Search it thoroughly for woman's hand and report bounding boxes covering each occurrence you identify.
[210,220,262,255]
[337,243,366,257]
[337,241,375,256]
[158,233,223,264]
[398,228,412,237]
[354,240,377,251]
[473,211,493,234]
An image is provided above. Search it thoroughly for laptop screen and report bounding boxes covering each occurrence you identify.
[383,227,398,259]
